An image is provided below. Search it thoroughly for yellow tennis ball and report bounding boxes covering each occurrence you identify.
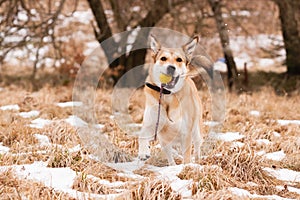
[159,73,172,84]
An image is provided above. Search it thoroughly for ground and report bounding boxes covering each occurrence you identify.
[0,72,299,199]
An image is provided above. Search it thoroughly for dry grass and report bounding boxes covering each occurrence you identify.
[130,179,181,200]
[0,70,299,199]
[0,169,74,199]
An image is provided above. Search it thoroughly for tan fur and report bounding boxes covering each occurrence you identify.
[138,36,203,165]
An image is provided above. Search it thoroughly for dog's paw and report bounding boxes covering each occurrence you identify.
[138,154,151,161]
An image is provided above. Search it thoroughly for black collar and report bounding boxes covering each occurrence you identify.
[145,82,172,94]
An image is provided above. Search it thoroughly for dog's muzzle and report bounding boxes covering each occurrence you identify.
[165,75,179,89]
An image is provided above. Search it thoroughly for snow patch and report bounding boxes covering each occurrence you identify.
[277,120,300,126]
[155,164,192,197]
[5,161,76,190]
[29,118,52,129]
[19,110,40,118]
[249,110,260,117]
[272,131,281,138]
[106,158,145,174]
[229,187,251,197]
[34,134,51,146]
[256,139,271,145]
[0,143,10,154]
[211,132,245,142]
[276,185,300,195]
[64,115,87,127]
[56,101,83,108]
[264,167,300,183]
[231,141,245,148]
[264,150,286,161]
[0,104,20,111]
[204,121,221,127]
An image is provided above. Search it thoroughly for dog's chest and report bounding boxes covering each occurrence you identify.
[162,94,183,122]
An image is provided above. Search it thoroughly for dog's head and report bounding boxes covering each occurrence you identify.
[149,35,198,93]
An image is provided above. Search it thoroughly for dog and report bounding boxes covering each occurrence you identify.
[138,35,204,165]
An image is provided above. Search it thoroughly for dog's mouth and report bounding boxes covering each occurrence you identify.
[163,75,179,89]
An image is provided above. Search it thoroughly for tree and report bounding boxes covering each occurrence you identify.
[87,0,171,86]
[0,0,68,80]
[272,0,300,75]
[208,0,238,89]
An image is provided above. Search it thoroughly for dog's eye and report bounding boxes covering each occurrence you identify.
[176,58,183,62]
[160,57,167,61]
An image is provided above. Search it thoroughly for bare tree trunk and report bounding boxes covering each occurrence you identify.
[87,0,170,86]
[208,0,238,90]
[87,0,119,68]
[273,0,300,75]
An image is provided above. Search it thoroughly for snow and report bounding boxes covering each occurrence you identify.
[273,131,281,138]
[0,161,123,199]
[94,124,104,129]
[0,104,20,111]
[0,161,76,190]
[126,123,143,128]
[68,144,81,153]
[29,118,52,129]
[83,41,100,56]
[56,101,83,108]
[213,34,285,72]
[19,110,40,118]
[249,110,260,117]
[17,12,29,21]
[65,115,88,127]
[152,164,193,197]
[204,121,221,127]
[87,174,126,188]
[276,185,300,195]
[34,134,51,146]
[277,120,300,126]
[106,158,145,174]
[229,187,251,197]
[0,143,10,154]
[264,150,286,161]
[264,167,300,183]
[210,132,245,142]
[231,141,245,148]
[256,139,271,145]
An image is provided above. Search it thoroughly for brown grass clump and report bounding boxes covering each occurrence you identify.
[47,147,84,168]
[0,169,75,199]
[0,120,37,149]
[43,121,80,146]
[47,147,133,182]
[130,179,181,200]
[39,105,72,119]
[72,173,121,195]
[210,145,279,185]
[77,126,133,163]
[0,151,49,166]
[193,189,245,200]
[178,165,232,194]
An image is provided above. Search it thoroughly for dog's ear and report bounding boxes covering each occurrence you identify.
[183,36,199,59]
[150,34,161,55]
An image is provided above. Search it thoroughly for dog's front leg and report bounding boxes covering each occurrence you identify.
[138,105,167,161]
[138,126,152,160]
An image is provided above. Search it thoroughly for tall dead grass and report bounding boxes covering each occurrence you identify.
[0,70,299,199]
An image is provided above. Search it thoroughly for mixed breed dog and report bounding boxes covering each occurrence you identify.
[138,35,213,165]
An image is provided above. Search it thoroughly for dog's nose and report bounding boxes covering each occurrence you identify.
[167,65,176,75]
